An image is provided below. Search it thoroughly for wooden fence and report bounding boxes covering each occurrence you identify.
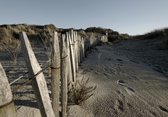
[0,30,107,117]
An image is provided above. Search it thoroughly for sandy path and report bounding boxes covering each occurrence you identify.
[69,40,168,117]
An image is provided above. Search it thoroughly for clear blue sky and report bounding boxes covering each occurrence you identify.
[0,0,168,35]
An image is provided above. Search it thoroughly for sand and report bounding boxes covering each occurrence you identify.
[1,38,168,117]
[69,39,168,117]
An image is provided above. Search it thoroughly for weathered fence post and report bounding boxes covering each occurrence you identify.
[0,64,16,117]
[100,35,108,43]
[81,37,85,61]
[69,30,76,82]
[66,32,73,83]
[79,36,82,62]
[51,32,60,117]
[20,32,55,117]
[77,35,81,64]
[60,34,68,117]
[74,32,79,72]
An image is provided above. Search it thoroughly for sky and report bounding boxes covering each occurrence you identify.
[0,0,168,35]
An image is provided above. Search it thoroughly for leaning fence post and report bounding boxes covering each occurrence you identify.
[60,34,68,117]
[51,32,60,117]
[0,63,16,117]
[20,32,55,117]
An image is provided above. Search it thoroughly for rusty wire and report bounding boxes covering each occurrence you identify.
[11,63,51,94]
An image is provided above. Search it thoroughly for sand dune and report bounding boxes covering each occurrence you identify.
[69,39,168,117]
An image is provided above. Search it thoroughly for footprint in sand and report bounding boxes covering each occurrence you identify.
[116,90,121,94]
[124,87,135,96]
[115,65,122,75]
[116,59,123,64]
[127,103,132,109]
[97,53,102,60]
[116,59,122,62]
[115,99,124,112]
[117,80,126,84]
[158,105,168,113]
[117,80,135,96]
[106,58,112,61]
[149,111,157,117]
[117,80,126,86]
[114,90,126,113]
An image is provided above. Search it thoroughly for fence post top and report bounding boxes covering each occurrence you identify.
[54,31,58,35]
